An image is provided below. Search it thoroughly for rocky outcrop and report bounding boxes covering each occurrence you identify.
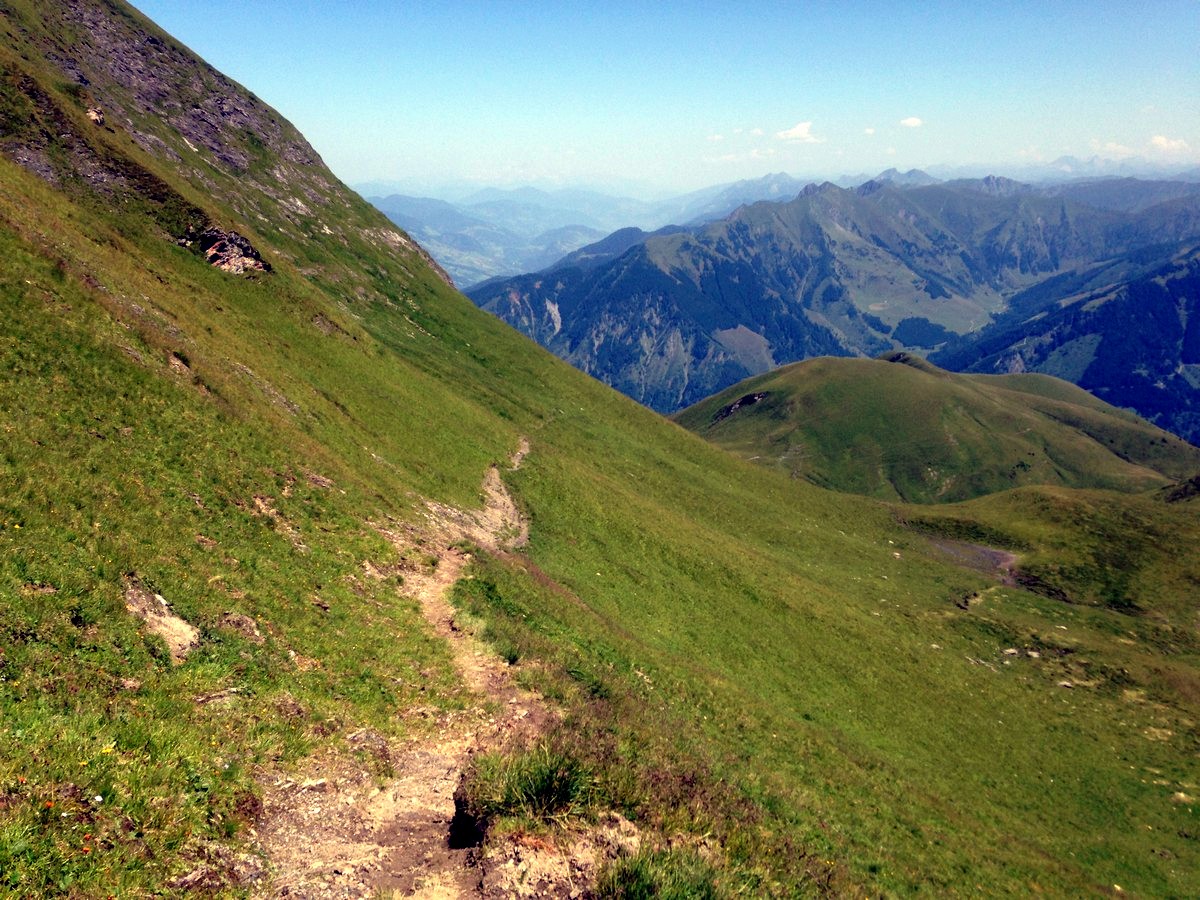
[194,227,271,275]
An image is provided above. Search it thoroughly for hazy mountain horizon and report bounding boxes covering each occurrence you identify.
[354,155,1200,208]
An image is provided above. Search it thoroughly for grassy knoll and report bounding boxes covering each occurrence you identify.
[674,353,1200,503]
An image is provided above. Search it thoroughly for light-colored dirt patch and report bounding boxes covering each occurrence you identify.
[481,813,641,898]
[252,493,309,552]
[123,574,198,663]
[421,438,531,555]
[256,729,484,898]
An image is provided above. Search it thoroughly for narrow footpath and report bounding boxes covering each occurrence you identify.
[257,440,564,898]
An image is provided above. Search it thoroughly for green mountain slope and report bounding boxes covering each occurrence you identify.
[2,2,1199,896]
[674,353,1200,502]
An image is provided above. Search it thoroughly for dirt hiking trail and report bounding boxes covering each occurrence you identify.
[255,441,637,897]
[256,439,573,897]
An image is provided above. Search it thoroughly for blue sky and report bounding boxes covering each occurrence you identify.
[130,1,1200,196]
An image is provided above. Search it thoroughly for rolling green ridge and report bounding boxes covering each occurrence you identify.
[1,2,1198,896]
[674,353,1200,503]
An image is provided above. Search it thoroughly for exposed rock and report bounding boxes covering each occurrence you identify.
[1162,473,1200,503]
[194,226,271,275]
[712,391,768,424]
[363,227,453,288]
[220,611,264,644]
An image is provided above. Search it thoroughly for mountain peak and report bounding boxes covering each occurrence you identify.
[799,181,842,198]
[959,174,1035,196]
[874,167,941,187]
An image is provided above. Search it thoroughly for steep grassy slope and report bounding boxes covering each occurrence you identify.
[1,2,1198,896]
[674,353,1200,502]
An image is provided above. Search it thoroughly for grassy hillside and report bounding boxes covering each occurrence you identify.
[1,2,1198,896]
[674,352,1200,502]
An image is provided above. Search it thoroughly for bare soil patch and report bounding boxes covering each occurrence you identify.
[926,537,1019,585]
[122,573,199,663]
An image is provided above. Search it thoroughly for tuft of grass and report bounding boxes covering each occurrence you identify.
[597,848,722,900]
[456,745,597,829]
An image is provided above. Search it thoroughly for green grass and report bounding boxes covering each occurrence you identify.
[0,201,476,892]
[448,431,1200,895]
[674,353,1200,502]
[456,745,598,828]
[597,849,722,899]
[1,4,1198,896]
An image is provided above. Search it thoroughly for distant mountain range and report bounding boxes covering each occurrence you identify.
[467,176,1200,425]
[368,192,606,289]
[367,164,1200,289]
[365,174,819,287]
[932,242,1200,442]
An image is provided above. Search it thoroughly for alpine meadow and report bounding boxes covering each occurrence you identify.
[0,2,1198,898]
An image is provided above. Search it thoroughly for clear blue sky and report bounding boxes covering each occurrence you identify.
[130,1,1199,196]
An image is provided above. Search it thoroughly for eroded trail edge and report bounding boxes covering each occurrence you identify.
[257,439,565,898]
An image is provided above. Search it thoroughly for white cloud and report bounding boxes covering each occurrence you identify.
[732,127,744,135]
[899,117,923,128]
[1151,134,1190,154]
[775,121,824,143]
[886,146,897,155]
[864,127,876,135]
[1090,138,1136,159]
[707,133,725,142]
[750,127,764,137]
